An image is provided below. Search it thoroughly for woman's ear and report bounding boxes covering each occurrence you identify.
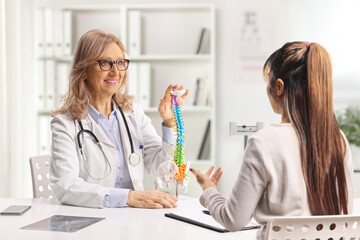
[275,78,284,96]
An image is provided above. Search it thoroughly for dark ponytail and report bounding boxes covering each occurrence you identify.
[263,42,348,215]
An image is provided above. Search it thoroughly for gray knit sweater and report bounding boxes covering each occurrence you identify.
[200,123,354,239]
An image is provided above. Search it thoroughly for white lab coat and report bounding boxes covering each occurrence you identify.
[50,102,174,208]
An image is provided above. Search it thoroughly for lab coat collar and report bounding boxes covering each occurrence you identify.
[80,115,115,149]
[80,103,133,149]
[117,103,133,117]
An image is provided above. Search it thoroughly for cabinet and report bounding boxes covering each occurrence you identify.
[34,4,216,196]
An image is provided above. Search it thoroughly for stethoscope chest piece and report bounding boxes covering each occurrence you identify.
[118,106,141,167]
[129,153,140,166]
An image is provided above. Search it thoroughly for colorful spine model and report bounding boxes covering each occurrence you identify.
[170,89,188,185]
[154,89,190,193]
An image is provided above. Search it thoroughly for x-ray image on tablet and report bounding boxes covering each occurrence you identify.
[21,215,105,233]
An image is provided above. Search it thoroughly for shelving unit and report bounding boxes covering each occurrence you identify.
[34,3,216,196]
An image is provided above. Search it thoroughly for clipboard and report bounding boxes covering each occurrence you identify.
[165,212,261,233]
[165,213,229,233]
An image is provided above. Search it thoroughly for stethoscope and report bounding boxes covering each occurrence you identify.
[77,105,141,180]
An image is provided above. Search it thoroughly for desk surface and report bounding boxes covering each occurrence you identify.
[1,197,359,240]
[0,197,256,240]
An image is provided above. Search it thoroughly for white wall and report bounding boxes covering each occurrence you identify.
[213,0,360,196]
[3,0,360,197]
[0,0,36,197]
[214,0,286,196]
[0,0,8,197]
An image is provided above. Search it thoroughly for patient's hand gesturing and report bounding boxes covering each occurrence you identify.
[190,165,223,191]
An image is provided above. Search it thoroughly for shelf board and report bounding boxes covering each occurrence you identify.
[177,159,212,165]
[126,4,214,11]
[38,54,211,62]
[188,159,212,163]
[129,54,211,61]
[38,106,211,116]
[187,159,214,169]
[144,106,211,113]
[35,4,213,11]
[38,56,72,62]
[38,110,52,116]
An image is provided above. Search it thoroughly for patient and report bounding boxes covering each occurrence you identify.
[190,41,354,239]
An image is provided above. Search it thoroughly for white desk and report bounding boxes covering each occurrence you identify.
[1,197,359,240]
[0,197,256,240]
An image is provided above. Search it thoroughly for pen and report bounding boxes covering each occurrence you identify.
[202,210,211,215]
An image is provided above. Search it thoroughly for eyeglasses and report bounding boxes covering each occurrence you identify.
[96,59,130,71]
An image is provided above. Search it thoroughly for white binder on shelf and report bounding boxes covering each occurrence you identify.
[63,10,72,56]
[128,11,141,55]
[45,60,55,110]
[127,62,139,100]
[192,78,200,106]
[44,8,54,57]
[197,76,209,106]
[55,62,70,107]
[37,61,46,110]
[138,63,151,108]
[35,8,45,57]
[38,115,52,155]
[53,9,64,56]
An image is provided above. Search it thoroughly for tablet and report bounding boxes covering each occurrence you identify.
[1,205,31,215]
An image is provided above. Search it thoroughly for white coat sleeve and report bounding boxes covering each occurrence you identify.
[134,104,174,176]
[199,137,268,231]
[50,115,112,208]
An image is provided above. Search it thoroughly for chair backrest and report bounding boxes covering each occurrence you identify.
[265,215,360,240]
[29,155,54,198]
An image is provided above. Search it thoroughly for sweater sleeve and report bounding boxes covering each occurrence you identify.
[199,136,268,231]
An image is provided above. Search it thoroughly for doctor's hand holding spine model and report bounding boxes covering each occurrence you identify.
[50,29,189,209]
[190,42,353,239]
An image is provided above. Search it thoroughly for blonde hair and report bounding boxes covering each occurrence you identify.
[52,29,133,120]
[263,42,348,215]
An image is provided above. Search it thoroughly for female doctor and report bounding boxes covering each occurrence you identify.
[50,29,188,209]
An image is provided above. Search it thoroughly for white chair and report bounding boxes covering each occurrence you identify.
[29,155,54,198]
[265,215,360,240]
